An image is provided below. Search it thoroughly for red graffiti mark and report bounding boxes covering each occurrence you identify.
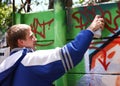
[108,51,115,59]
[103,11,112,24]
[91,37,120,71]
[72,8,94,29]
[91,41,105,45]
[30,18,54,47]
[30,18,54,39]
[104,10,120,33]
[72,5,103,29]
[89,41,105,51]
[117,2,120,9]
[97,49,110,71]
[72,4,120,34]
[36,41,54,46]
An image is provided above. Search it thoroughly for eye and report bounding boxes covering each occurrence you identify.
[30,35,34,39]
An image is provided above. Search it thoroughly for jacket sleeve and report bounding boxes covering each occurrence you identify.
[60,30,93,72]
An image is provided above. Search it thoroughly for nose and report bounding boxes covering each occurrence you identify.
[35,37,37,41]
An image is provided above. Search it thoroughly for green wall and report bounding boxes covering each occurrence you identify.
[13,2,120,86]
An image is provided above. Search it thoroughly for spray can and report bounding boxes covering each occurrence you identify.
[94,29,102,38]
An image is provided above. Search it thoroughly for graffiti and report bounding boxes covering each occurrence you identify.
[72,3,120,34]
[104,9,120,33]
[30,18,54,39]
[90,36,120,71]
[97,49,111,71]
[30,18,54,47]
[35,40,54,46]
[70,2,120,73]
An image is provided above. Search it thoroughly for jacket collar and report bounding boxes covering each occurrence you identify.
[10,47,34,55]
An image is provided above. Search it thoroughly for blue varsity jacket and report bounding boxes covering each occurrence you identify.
[0,30,93,86]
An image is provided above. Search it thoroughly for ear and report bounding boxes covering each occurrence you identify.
[17,39,24,47]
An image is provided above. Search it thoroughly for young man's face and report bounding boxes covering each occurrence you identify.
[20,29,37,50]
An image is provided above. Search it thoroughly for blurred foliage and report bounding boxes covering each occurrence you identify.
[0,3,12,33]
[79,0,84,3]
